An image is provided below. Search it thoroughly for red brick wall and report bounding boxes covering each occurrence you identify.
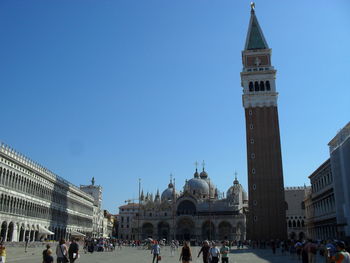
[245,106,287,240]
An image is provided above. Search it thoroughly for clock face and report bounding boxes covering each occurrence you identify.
[245,55,269,67]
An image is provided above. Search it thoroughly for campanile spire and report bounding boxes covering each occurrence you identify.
[240,4,287,240]
[245,4,269,51]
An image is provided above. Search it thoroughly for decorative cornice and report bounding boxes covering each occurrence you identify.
[242,93,278,108]
[0,142,94,202]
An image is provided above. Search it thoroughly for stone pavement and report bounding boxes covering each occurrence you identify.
[4,244,326,263]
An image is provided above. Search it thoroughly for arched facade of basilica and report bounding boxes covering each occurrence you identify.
[134,168,248,242]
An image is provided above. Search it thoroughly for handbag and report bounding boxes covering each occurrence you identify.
[157,255,162,261]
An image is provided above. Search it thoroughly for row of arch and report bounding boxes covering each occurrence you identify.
[140,219,245,241]
[307,225,337,241]
[0,166,92,216]
[312,171,333,193]
[305,194,335,218]
[248,81,271,92]
[0,220,89,242]
[0,194,50,220]
[287,219,305,228]
[0,193,92,228]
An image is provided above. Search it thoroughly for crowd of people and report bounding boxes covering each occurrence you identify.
[249,238,350,263]
[0,236,350,262]
[42,238,79,263]
[144,238,350,263]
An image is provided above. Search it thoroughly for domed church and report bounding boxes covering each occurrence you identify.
[135,166,248,242]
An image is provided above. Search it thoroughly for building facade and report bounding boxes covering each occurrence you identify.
[103,210,115,238]
[118,203,139,240]
[305,159,337,240]
[80,181,104,238]
[285,186,308,240]
[328,121,350,239]
[240,5,287,240]
[0,143,94,242]
[120,168,248,242]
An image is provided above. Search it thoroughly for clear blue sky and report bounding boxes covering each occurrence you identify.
[1,0,349,213]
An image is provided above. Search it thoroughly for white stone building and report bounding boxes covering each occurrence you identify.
[80,181,104,238]
[328,121,350,239]
[0,143,94,242]
[285,186,308,240]
[305,159,337,240]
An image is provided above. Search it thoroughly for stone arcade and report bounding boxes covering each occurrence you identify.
[0,143,94,242]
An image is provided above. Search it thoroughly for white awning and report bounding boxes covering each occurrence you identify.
[70,230,86,237]
[38,226,54,235]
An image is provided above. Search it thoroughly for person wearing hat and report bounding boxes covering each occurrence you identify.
[329,241,350,263]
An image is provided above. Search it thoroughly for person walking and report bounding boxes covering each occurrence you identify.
[170,240,176,257]
[179,241,192,263]
[0,242,6,263]
[295,241,303,260]
[198,241,210,263]
[43,244,51,263]
[151,241,161,263]
[43,249,54,263]
[302,242,309,263]
[68,238,79,263]
[56,238,68,263]
[305,240,317,263]
[24,235,29,253]
[220,241,230,263]
[329,241,350,263]
[209,243,220,263]
[271,240,276,254]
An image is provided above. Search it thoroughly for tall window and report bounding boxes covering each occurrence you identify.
[249,82,253,92]
[260,81,265,91]
[254,81,259,91]
[266,81,271,91]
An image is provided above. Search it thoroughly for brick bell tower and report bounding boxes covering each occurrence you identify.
[240,4,287,240]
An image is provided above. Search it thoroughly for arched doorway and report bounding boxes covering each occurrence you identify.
[19,224,25,241]
[177,200,196,216]
[201,221,215,241]
[25,224,30,242]
[6,222,14,242]
[157,222,170,241]
[218,221,232,241]
[142,223,154,239]
[1,222,7,241]
[177,217,195,241]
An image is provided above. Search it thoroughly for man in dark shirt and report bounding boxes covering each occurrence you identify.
[198,241,210,263]
[68,238,79,263]
[42,244,51,262]
[24,235,29,253]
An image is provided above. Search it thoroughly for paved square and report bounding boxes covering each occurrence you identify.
[4,244,326,263]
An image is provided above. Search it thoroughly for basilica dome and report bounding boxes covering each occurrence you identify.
[186,177,209,195]
[226,176,247,203]
[161,181,178,202]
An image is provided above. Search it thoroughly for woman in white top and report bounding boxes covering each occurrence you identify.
[209,243,220,263]
[56,239,68,263]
